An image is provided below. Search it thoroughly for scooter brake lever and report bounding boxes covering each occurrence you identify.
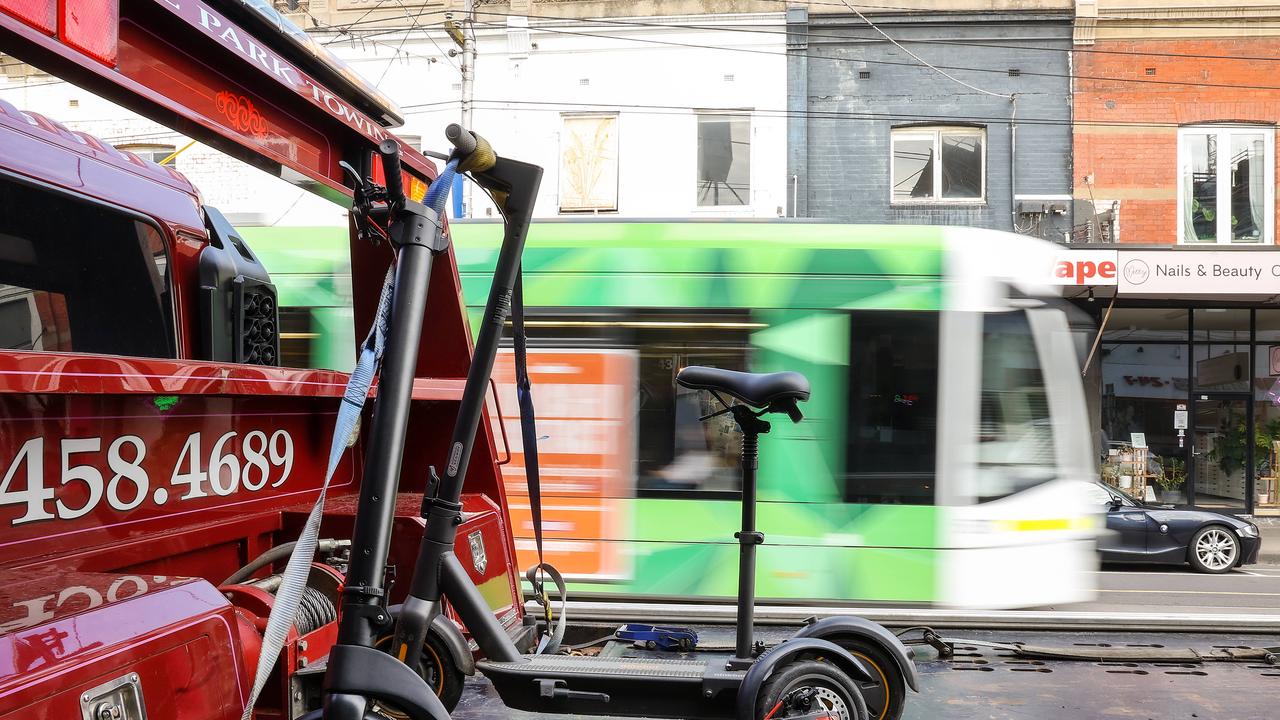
[339,160,365,191]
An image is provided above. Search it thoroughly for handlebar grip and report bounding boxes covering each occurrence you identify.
[445,124,477,155]
[377,139,405,204]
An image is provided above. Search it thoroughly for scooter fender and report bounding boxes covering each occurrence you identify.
[387,603,477,676]
[325,644,452,720]
[735,638,873,720]
[793,615,919,691]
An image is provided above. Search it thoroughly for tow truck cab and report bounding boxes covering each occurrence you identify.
[0,2,522,718]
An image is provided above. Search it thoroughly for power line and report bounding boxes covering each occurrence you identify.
[320,3,1280,59]
[468,18,1280,94]
[403,97,1253,131]
[466,7,1280,65]
[837,0,1009,99]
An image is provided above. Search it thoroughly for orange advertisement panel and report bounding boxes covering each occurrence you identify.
[489,349,636,580]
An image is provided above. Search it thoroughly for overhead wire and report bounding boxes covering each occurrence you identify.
[467,7,1280,65]
[464,18,1280,94]
[399,97,1233,132]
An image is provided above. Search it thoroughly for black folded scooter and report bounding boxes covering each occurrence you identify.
[321,127,918,720]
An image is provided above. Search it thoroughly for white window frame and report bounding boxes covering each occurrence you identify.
[116,143,178,166]
[889,126,986,205]
[695,111,753,210]
[558,113,620,214]
[1177,125,1274,245]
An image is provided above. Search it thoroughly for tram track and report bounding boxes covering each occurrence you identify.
[528,599,1280,634]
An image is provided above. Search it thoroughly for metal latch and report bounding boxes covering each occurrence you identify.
[80,673,147,720]
[535,678,610,703]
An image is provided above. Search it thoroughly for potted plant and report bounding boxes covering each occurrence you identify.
[1158,458,1186,504]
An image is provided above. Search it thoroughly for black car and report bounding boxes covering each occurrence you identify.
[1090,482,1262,573]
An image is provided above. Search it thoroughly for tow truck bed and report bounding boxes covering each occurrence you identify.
[452,626,1278,720]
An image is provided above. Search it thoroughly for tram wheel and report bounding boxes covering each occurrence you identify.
[755,660,868,720]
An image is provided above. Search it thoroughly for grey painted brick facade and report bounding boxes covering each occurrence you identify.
[788,11,1074,241]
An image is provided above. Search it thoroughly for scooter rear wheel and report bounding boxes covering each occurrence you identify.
[755,659,868,720]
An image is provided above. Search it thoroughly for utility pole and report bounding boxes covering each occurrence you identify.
[459,0,475,217]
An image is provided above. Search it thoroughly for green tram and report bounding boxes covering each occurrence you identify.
[243,220,1099,608]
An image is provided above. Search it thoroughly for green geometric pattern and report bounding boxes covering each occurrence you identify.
[247,222,951,602]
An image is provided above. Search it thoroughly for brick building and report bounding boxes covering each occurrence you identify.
[788,2,1075,240]
[1073,2,1280,246]
[1069,2,1280,516]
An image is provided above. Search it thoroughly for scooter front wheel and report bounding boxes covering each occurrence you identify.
[755,659,868,720]
[372,632,465,712]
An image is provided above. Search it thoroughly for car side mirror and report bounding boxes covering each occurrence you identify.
[1107,497,1122,510]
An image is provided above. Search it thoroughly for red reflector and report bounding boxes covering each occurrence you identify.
[59,0,118,67]
[0,0,56,34]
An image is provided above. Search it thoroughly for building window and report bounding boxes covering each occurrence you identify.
[891,126,985,203]
[1179,125,1273,244]
[559,114,619,213]
[697,113,750,207]
[117,143,177,166]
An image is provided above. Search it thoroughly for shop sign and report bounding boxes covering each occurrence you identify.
[1047,249,1119,286]
[1117,251,1280,294]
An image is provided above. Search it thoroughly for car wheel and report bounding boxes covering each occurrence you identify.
[1188,525,1239,574]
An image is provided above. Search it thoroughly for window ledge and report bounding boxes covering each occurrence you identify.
[891,200,988,208]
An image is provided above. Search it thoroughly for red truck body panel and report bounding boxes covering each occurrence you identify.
[0,1,524,716]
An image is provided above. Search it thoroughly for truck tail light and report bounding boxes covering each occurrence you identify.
[59,0,118,67]
[0,0,56,34]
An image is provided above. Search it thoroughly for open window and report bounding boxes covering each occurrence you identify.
[891,126,985,203]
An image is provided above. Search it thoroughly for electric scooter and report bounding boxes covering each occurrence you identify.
[319,127,919,720]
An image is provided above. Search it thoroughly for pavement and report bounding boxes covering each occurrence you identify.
[453,626,1280,720]
[1255,515,1280,563]
[1049,561,1280,616]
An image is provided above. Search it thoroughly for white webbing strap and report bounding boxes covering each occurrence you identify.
[240,269,394,720]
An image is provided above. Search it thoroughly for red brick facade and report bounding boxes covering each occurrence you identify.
[1074,38,1280,245]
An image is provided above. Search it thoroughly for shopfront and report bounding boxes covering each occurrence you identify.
[1056,248,1280,516]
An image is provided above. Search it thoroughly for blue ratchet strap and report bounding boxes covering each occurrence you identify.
[512,270,566,654]
[241,266,394,720]
[244,160,460,719]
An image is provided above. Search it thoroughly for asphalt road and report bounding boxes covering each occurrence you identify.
[1040,561,1280,615]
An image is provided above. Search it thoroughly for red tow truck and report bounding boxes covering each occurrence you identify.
[0,2,522,717]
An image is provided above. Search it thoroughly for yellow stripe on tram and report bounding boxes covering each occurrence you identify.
[993,517,1096,532]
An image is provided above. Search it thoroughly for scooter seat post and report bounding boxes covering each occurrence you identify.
[730,405,769,667]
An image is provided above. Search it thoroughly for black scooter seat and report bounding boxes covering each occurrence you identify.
[676,366,809,408]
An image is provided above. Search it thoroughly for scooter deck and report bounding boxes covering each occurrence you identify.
[477,650,743,719]
[481,653,709,678]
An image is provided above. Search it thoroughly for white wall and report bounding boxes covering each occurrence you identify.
[331,14,788,219]
[0,13,786,224]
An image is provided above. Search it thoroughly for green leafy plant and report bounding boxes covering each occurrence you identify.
[1158,457,1186,492]
[1207,414,1280,476]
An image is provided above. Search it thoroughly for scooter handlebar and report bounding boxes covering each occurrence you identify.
[445,124,497,174]
[377,139,405,205]
[445,124,477,155]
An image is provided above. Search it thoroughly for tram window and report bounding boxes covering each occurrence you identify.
[0,176,174,358]
[975,311,1056,501]
[278,308,315,368]
[845,311,939,505]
